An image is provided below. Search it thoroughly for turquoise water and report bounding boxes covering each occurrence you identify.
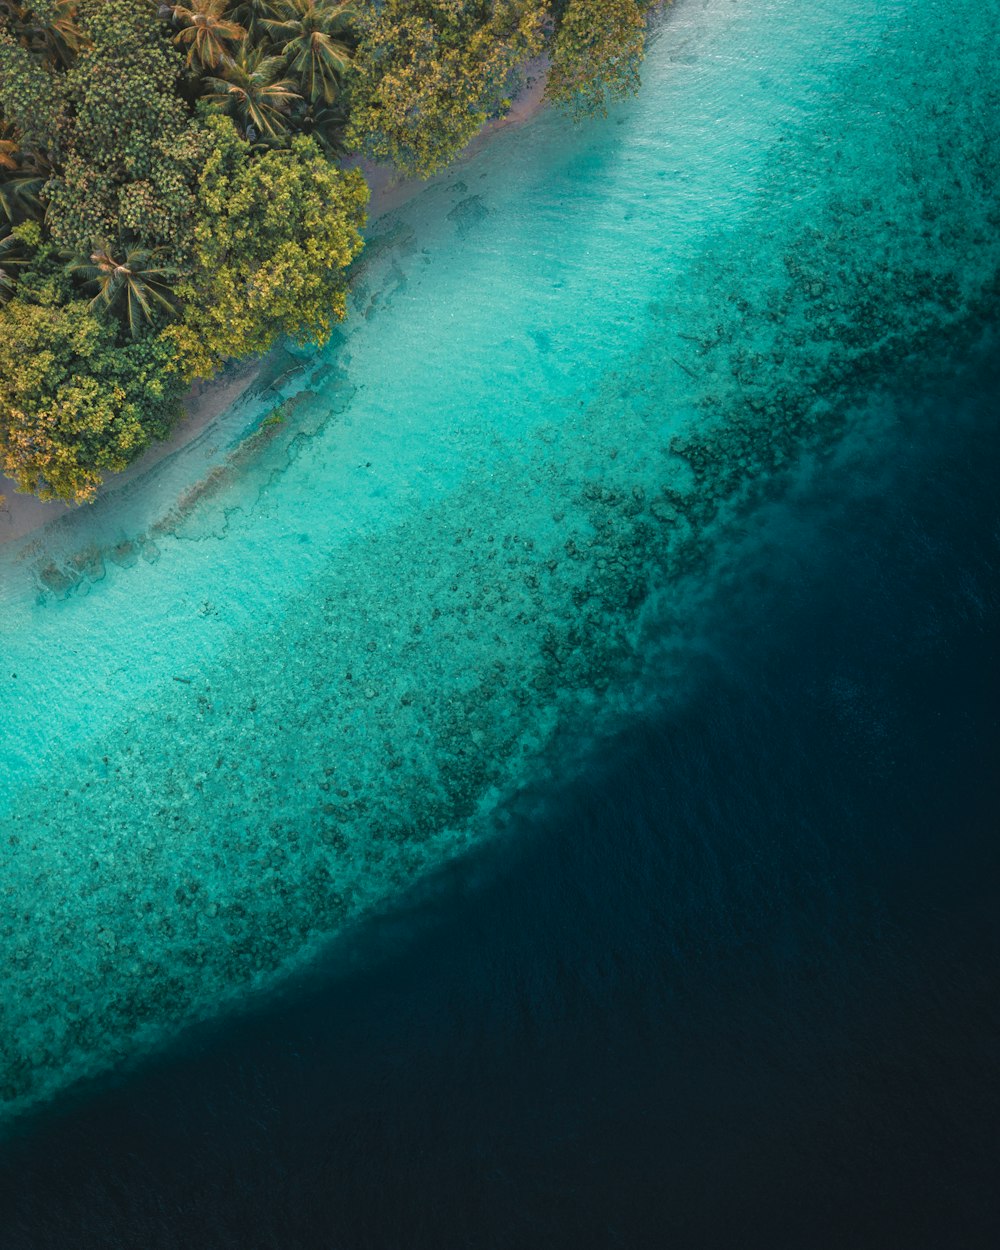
[0,0,997,1123]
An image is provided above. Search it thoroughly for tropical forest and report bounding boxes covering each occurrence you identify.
[0,0,652,503]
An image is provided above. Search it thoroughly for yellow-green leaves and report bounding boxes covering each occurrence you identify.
[347,0,546,177]
[166,117,367,376]
[0,297,185,502]
[43,0,198,255]
[0,0,662,503]
[546,0,647,118]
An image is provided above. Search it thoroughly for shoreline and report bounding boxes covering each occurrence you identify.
[3,0,995,1135]
[0,58,551,550]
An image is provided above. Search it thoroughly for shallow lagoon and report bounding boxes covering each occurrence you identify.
[0,0,997,1124]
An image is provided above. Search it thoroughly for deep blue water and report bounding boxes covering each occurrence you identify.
[5,0,1000,1135]
[1,337,997,1247]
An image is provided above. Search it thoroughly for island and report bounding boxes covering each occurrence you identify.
[0,0,655,504]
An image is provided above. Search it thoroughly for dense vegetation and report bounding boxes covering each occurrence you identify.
[1,0,656,503]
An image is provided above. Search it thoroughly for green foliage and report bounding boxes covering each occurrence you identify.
[347,0,546,176]
[264,0,355,105]
[0,294,186,502]
[546,0,647,118]
[0,22,65,155]
[164,116,367,375]
[169,0,246,72]
[203,44,302,138]
[0,0,85,68]
[69,243,180,336]
[44,0,205,254]
[0,0,659,503]
[347,0,655,173]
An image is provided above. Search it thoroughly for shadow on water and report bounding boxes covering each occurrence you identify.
[0,347,998,1248]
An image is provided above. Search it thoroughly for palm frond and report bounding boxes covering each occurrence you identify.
[69,243,180,335]
[169,0,246,71]
[263,0,357,104]
[204,45,302,136]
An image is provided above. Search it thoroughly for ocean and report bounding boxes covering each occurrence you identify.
[1,0,997,1242]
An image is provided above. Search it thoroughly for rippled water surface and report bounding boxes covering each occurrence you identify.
[0,3,997,1226]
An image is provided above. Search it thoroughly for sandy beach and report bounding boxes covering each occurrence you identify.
[0,58,551,548]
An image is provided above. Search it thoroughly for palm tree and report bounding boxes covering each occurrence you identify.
[69,244,180,336]
[168,0,246,72]
[0,126,48,227]
[0,230,29,302]
[297,98,349,157]
[0,173,45,226]
[264,0,356,105]
[0,0,86,68]
[0,261,17,303]
[228,0,281,40]
[204,45,302,138]
[0,135,18,174]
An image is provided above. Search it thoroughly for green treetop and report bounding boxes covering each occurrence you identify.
[546,0,650,118]
[163,115,368,377]
[347,0,546,177]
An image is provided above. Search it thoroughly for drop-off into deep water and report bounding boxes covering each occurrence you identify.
[0,0,997,1126]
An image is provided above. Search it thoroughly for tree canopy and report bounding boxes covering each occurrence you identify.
[164,116,367,376]
[0,286,184,501]
[346,0,546,177]
[1,0,659,502]
[546,0,649,118]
